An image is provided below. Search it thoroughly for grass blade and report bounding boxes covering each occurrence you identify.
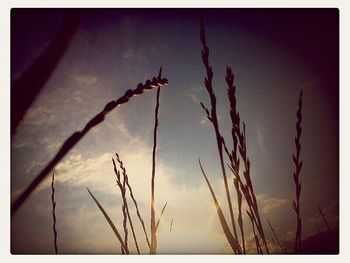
[87,187,128,253]
[155,202,168,232]
[199,159,242,254]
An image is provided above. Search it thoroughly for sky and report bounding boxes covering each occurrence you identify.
[10,8,339,254]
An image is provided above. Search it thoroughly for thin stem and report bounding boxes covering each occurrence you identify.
[150,87,160,254]
[51,173,58,254]
[292,90,303,253]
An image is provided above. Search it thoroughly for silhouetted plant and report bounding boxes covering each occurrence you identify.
[11,69,168,216]
[318,206,333,239]
[51,173,58,254]
[292,90,303,253]
[198,14,269,254]
[87,188,128,252]
[199,159,242,254]
[150,86,161,254]
[112,156,139,254]
[87,71,168,254]
[267,219,286,254]
[11,10,83,135]
[198,14,240,253]
[115,153,151,249]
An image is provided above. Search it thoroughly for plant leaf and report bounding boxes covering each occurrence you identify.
[199,159,242,254]
[87,188,128,253]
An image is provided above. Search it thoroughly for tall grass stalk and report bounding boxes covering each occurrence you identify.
[318,206,333,238]
[115,153,151,249]
[199,15,239,247]
[150,84,161,254]
[112,157,140,254]
[11,71,168,216]
[224,66,269,253]
[267,219,285,254]
[247,210,262,254]
[51,173,58,254]
[225,66,246,253]
[292,90,303,253]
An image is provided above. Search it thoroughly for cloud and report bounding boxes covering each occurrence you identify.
[22,106,57,126]
[261,197,287,215]
[24,132,244,253]
[72,74,98,85]
[255,125,266,156]
[122,48,144,60]
[186,86,204,104]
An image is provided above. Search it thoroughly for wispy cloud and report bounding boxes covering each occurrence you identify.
[122,48,144,60]
[72,74,98,85]
[186,86,205,104]
[261,197,287,215]
[23,106,57,126]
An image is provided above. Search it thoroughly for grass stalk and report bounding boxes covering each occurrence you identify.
[170,218,174,232]
[155,202,168,232]
[199,14,239,246]
[225,66,246,253]
[247,210,262,254]
[292,90,303,253]
[150,86,161,254]
[224,71,269,254]
[11,71,168,216]
[115,153,151,249]
[318,206,333,238]
[267,219,285,254]
[51,173,58,254]
[112,157,141,254]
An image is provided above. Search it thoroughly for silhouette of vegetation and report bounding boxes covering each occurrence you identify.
[150,86,161,254]
[51,173,58,254]
[115,152,151,249]
[199,159,242,254]
[87,80,168,254]
[292,90,303,253]
[11,10,83,134]
[198,14,269,254]
[87,187,128,252]
[267,219,286,254]
[112,155,139,254]
[10,9,338,255]
[11,69,168,216]
[318,206,333,239]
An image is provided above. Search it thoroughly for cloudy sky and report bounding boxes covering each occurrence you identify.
[11,9,338,254]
